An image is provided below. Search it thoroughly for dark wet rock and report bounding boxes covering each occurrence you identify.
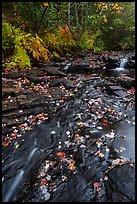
[73,53,85,59]
[66,63,90,73]
[31,62,47,68]
[50,78,75,89]
[125,59,135,69]
[102,56,119,69]
[103,85,128,97]
[2,72,25,79]
[51,56,66,63]
[106,163,135,202]
[2,87,20,96]
[45,67,66,76]
[131,55,135,60]
[109,76,135,89]
[2,51,135,202]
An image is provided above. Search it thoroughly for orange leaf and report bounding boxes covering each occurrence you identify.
[2,141,10,147]
[10,133,17,139]
[57,151,65,157]
[69,163,74,171]
[70,159,75,164]
[38,113,45,119]
[69,160,75,170]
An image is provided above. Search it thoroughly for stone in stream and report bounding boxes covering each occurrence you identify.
[102,56,119,69]
[66,63,90,73]
[45,67,66,76]
[50,78,75,89]
[125,60,135,69]
[105,163,135,202]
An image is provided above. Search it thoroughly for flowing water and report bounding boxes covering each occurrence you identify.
[2,56,135,202]
[102,121,135,160]
[119,57,128,68]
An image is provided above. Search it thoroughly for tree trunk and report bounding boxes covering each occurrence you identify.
[74,2,79,26]
[36,6,48,35]
[81,2,85,27]
[84,2,88,32]
[68,2,71,25]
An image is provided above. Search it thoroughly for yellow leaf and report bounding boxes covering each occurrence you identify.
[43,2,48,7]
[15,144,19,149]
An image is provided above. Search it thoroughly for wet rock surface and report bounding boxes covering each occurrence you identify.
[2,50,135,202]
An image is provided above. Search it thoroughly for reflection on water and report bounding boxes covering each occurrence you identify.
[102,121,135,160]
[101,68,129,77]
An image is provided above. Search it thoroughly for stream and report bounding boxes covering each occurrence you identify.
[2,54,135,202]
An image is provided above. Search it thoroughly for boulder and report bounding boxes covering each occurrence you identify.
[102,56,119,69]
[106,163,135,202]
[66,63,90,73]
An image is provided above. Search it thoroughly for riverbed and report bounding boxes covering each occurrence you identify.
[2,50,135,202]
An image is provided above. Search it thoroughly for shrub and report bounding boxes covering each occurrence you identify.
[2,22,15,57]
[2,22,50,70]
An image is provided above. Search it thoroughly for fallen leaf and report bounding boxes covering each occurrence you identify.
[41,179,48,185]
[2,141,10,147]
[103,119,108,123]
[15,144,19,149]
[94,182,99,188]
[57,151,65,157]
[102,123,108,126]
[66,130,71,135]
[38,113,45,119]
[69,160,75,170]
[99,152,105,157]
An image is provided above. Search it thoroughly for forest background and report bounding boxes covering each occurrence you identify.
[2,2,135,70]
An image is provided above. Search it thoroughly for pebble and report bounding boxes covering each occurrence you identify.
[85,135,90,138]
[43,192,50,201]
[105,148,110,152]
[66,130,71,135]
[17,134,22,137]
[80,144,86,148]
[104,176,108,181]
[51,131,56,134]
[46,175,51,181]
[97,126,103,130]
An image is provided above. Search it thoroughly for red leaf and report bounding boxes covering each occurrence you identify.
[40,179,48,185]
[57,151,65,157]
[103,119,108,123]
[103,123,108,126]
[94,182,99,188]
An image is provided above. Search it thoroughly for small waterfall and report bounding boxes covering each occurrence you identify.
[119,57,128,68]
[3,169,24,202]
[114,57,128,72]
[64,63,71,70]
[28,147,38,162]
